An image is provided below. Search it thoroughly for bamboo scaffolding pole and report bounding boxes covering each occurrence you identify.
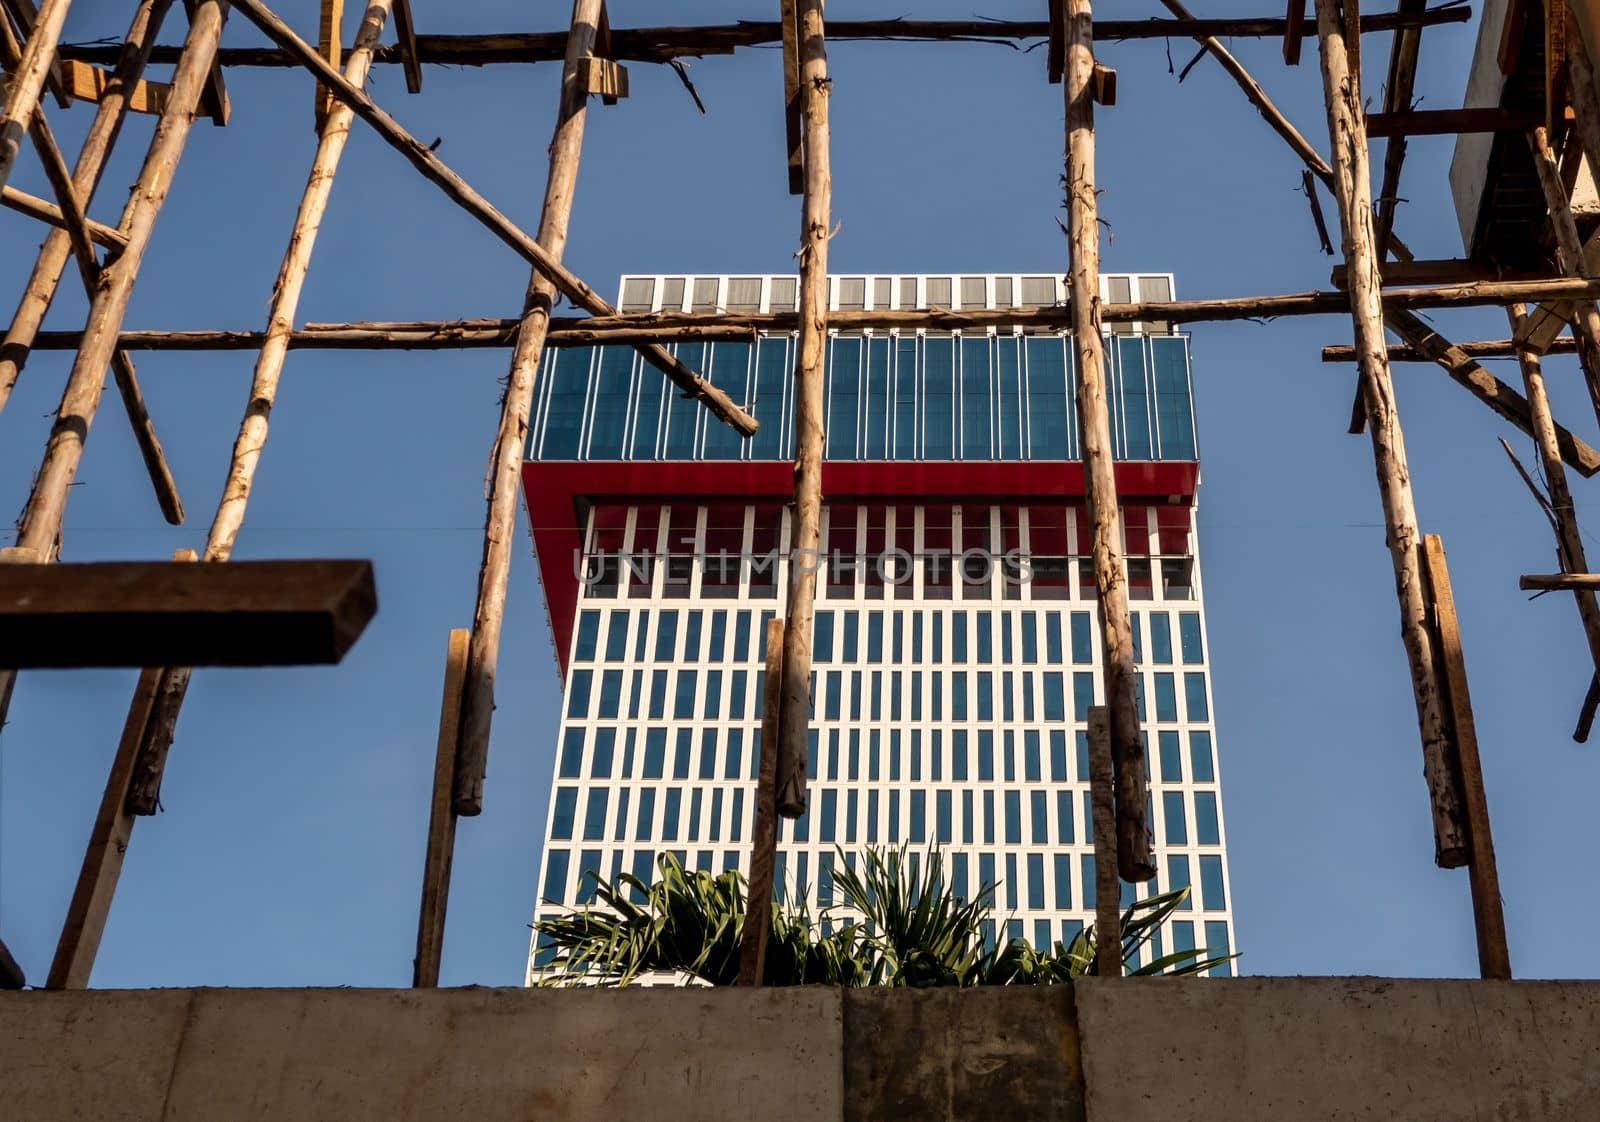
[738,618,785,986]
[225,0,755,438]
[1505,303,1600,692]
[776,0,829,821]
[451,0,607,816]
[1527,124,1600,423]
[0,0,171,416]
[0,0,68,192]
[0,11,183,527]
[13,0,225,558]
[57,6,1472,69]
[0,183,126,247]
[1087,706,1122,977]
[1067,0,1152,882]
[1315,0,1466,867]
[413,628,468,988]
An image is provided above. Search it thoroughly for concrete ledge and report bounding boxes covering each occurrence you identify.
[6,979,1600,1120]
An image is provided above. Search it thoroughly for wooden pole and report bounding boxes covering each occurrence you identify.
[738,618,784,986]
[314,0,342,130]
[13,0,226,558]
[1066,0,1152,882]
[1323,336,1585,361]
[0,13,183,527]
[1420,534,1511,980]
[1526,125,1600,421]
[775,0,829,821]
[1314,0,1466,868]
[1372,0,1426,262]
[414,628,468,988]
[1087,706,1121,978]
[61,7,1474,69]
[225,0,755,437]
[1522,573,1600,589]
[0,183,127,247]
[0,0,69,192]
[451,0,606,816]
[0,0,169,417]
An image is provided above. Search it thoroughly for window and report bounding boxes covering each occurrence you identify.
[643,728,667,778]
[582,789,608,841]
[575,611,600,661]
[674,671,697,719]
[655,611,678,661]
[628,850,655,902]
[591,728,615,779]
[648,669,667,719]
[1045,612,1063,663]
[1200,855,1226,910]
[1155,673,1178,722]
[951,730,968,781]
[1004,790,1022,844]
[1190,731,1216,782]
[1152,335,1196,459]
[1056,790,1074,844]
[1163,792,1188,845]
[566,670,592,718]
[1073,672,1095,720]
[598,670,623,718]
[1070,612,1092,663]
[551,787,578,840]
[936,790,953,843]
[672,730,692,779]
[1158,731,1182,781]
[541,850,569,903]
[910,790,927,842]
[558,729,584,778]
[1168,855,1192,908]
[976,732,993,781]
[1053,854,1072,909]
[703,671,722,719]
[1025,336,1070,459]
[1195,792,1221,845]
[814,611,835,662]
[1179,612,1204,663]
[662,789,682,841]
[821,789,838,841]
[827,337,863,459]
[1027,853,1045,910]
[1030,790,1047,844]
[1043,673,1065,721]
[960,335,992,460]
[1204,922,1233,977]
[1185,673,1210,720]
[1024,731,1042,782]
[1162,557,1195,600]
[924,336,956,458]
[1150,612,1172,663]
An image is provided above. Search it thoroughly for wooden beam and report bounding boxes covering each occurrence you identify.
[0,0,69,193]
[46,663,165,988]
[1087,706,1121,978]
[1521,572,1600,589]
[1365,106,1542,137]
[1067,0,1152,882]
[180,0,229,124]
[315,0,343,130]
[123,550,196,818]
[1527,125,1600,418]
[1331,259,1550,287]
[0,559,376,668]
[414,628,467,988]
[737,617,784,986]
[3,0,72,108]
[392,0,420,93]
[54,57,224,121]
[1324,335,1581,360]
[1315,0,1467,868]
[1284,0,1306,63]
[779,0,803,194]
[776,0,830,821]
[12,0,223,558]
[1,181,127,248]
[226,0,756,438]
[1372,0,1426,266]
[1421,534,1511,980]
[60,7,1475,69]
[1047,0,1066,83]
[574,54,627,99]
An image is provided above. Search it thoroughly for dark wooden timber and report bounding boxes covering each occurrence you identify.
[1365,107,1543,137]
[0,559,377,668]
[1087,706,1122,977]
[414,628,468,988]
[1521,573,1600,589]
[738,618,785,986]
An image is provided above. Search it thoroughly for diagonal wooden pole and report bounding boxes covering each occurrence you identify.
[1064,0,1152,881]
[0,0,68,192]
[0,182,128,247]
[414,628,468,987]
[1314,0,1465,867]
[776,0,829,820]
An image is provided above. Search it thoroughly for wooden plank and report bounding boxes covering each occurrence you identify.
[1324,335,1581,360]
[392,0,420,93]
[1546,0,1568,136]
[1,181,128,248]
[1090,61,1116,105]
[1087,706,1121,978]
[779,0,803,194]
[574,55,628,98]
[1521,572,1600,589]
[181,0,230,125]
[1067,0,1153,881]
[46,665,164,988]
[737,618,784,986]
[414,628,468,988]
[0,559,377,668]
[1364,106,1541,137]
[1330,258,1548,287]
[315,0,342,130]
[1421,535,1511,980]
[1047,0,1066,83]
[1284,0,1306,63]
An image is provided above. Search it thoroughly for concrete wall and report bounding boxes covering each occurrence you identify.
[4,979,1600,1121]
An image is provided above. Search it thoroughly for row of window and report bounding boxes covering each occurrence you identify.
[557,724,1219,787]
[567,664,1211,727]
[575,605,1204,667]
[531,333,1197,464]
[551,780,1223,854]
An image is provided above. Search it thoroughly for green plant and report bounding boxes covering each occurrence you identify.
[533,846,1234,987]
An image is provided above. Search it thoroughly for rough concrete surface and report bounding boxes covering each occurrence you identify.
[1076,976,1600,1121]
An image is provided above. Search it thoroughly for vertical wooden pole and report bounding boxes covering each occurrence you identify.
[0,0,171,419]
[776,0,829,820]
[1313,0,1467,868]
[0,0,69,192]
[13,0,227,557]
[1527,125,1600,420]
[1506,303,1600,686]
[314,0,342,130]
[738,618,785,986]
[1420,535,1511,980]
[453,0,605,816]
[1087,706,1121,978]
[778,0,803,195]
[1064,0,1152,881]
[414,628,469,988]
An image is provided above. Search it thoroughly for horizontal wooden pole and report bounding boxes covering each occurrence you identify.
[2,182,128,249]
[56,6,1472,68]
[1365,107,1542,138]
[0,560,376,668]
[1330,259,1553,289]
[1325,337,1578,362]
[1521,573,1600,590]
[28,319,761,351]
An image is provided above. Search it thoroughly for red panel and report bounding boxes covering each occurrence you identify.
[523,458,1198,676]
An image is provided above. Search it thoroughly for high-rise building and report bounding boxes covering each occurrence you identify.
[522,273,1235,981]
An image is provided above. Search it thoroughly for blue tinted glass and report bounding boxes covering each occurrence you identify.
[1204,922,1232,977]
[827,336,862,459]
[960,335,992,459]
[1070,612,1092,663]
[923,336,955,458]
[1045,612,1063,663]
[1179,612,1204,663]
[541,849,569,902]
[910,790,926,842]
[1073,672,1095,720]
[997,334,1022,460]
[575,610,600,661]
[894,335,918,458]
[674,671,696,719]
[591,728,615,778]
[662,788,681,840]
[1185,673,1210,720]
[683,611,702,662]
[814,611,834,662]
[703,342,752,460]
[1200,855,1226,910]
[643,728,666,778]
[539,348,590,459]
[1024,731,1042,781]
[636,788,656,838]
[1155,673,1178,722]
[1025,336,1070,459]
[566,670,592,718]
[575,849,602,905]
[725,728,743,780]
[843,613,859,661]
[582,788,608,840]
[629,851,655,900]
[1027,853,1045,909]
[750,336,789,460]
[700,729,718,779]
[551,787,578,839]
[588,346,633,459]
[558,728,584,778]
[605,613,628,660]
[1056,789,1075,844]
[598,670,622,718]
[663,343,703,458]
[1004,790,1021,844]
[1150,612,1173,663]
[1190,731,1215,781]
[672,729,692,779]
[655,610,678,660]
[1116,336,1152,459]
[1053,854,1072,909]
[1163,792,1188,844]
[936,789,953,843]
[1043,673,1065,721]
[1158,730,1182,781]
[1152,335,1197,459]
[1195,791,1221,845]
[1049,730,1068,780]
[1031,789,1047,843]
[703,670,721,718]
[864,337,891,460]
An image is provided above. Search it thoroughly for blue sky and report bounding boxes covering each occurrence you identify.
[2,0,1595,986]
